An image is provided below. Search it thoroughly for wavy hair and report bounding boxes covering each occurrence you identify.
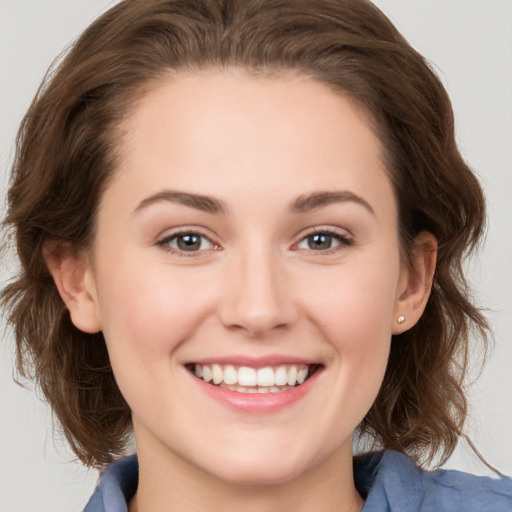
[2,0,488,468]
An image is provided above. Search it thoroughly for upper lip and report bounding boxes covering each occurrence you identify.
[186,355,321,368]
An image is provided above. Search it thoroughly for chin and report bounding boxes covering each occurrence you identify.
[207,459,308,487]
[191,441,324,487]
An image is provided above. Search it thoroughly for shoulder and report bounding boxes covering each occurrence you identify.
[355,450,512,512]
[83,455,138,512]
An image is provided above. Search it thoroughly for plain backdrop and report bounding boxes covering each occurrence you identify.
[1,1,511,511]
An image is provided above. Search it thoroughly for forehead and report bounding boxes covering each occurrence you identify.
[106,70,395,221]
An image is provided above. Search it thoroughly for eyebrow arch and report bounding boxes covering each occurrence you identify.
[291,190,375,215]
[134,190,228,215]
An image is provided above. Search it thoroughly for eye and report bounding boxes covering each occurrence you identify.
[295,230,353,252]
[157,231,217,254]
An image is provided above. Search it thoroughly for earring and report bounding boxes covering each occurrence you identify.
[397,315,405,325]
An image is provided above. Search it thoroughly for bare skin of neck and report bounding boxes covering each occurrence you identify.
[130,487,364,512]
[128,433,365,512]
[129,470,364,512]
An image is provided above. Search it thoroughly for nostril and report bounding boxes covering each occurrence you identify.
[217,267,298,336]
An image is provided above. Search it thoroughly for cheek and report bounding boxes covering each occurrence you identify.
[301,256,399,408]
[93,260,217,416]
[95,258,214,360]
[303,258,400,349]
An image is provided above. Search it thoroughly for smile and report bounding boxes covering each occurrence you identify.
[188,363,320,394]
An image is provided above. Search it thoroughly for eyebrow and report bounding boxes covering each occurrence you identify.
[134,190,228,215]
[134,189,374,216]
[291,190,375,215]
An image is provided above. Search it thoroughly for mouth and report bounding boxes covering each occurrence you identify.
[186,363,322,394]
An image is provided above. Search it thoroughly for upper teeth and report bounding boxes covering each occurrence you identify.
[194,364,309,387]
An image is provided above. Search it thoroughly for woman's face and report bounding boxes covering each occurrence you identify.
[82,71,411,484]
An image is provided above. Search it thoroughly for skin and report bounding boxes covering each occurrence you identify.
[48,71,436,512]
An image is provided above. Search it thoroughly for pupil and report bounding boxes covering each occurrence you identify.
[177,234,200,251]
[309,234,331,250]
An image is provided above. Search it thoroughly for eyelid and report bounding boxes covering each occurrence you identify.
[153,225,353,256]
[155,227,221,256]
[292,226,354,252]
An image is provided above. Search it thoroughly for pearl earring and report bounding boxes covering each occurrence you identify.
[397,315,405,325]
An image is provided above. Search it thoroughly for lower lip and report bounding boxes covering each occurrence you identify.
[190,370,320,413]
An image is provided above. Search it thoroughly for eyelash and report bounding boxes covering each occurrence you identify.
[156,227,353,256]
[293,228,354,253]
[156,230,219,256]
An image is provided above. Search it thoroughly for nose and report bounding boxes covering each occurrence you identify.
[218,246,298,338]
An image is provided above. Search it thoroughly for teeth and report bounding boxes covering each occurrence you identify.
[212,364,223,385]
[218,383,295,393]
[192,363,314,391]
[202,365,212,383]
[238,366,257,386]
[256,367,275,387]
[275,366,288,386]
[297,368,308,384]
[223,365,238,385]
[287,366,297,386]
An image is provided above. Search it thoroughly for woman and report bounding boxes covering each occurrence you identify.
[2,0,511,511]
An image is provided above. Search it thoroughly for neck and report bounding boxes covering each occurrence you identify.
[130,430,364,512]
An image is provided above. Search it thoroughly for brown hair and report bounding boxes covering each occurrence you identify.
[2,0,488,468]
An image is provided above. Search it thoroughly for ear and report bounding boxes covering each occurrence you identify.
[44,241,102,333]
[392,232,437,335]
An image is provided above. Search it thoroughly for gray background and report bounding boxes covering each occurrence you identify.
[1,1,511,510]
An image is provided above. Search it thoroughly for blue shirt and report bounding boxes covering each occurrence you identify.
[83,450,512,511]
